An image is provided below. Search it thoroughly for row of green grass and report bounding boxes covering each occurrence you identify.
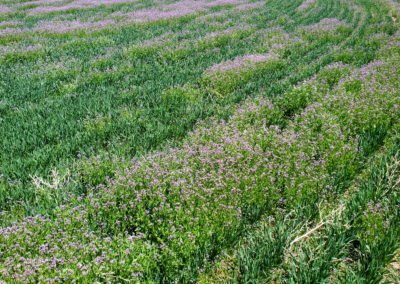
[2,0,390,221]
[1,30,399,282]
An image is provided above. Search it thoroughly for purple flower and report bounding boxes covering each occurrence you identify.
[206,52,278,74]
[0,5,13,14]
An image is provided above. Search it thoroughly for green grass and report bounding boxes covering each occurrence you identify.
[0,0,399,282]
[1,0,394,219]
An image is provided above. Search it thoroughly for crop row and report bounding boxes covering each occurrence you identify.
[1,34,400,281]
[2,0,383,221]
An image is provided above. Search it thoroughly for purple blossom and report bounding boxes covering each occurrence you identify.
[0,20,21,27]
[0,5,13,14]
[303,18,348,32]
[115,0,247,23]
[297,0,316,11]
[18,0,71,7]
[206,52,278,73]
[0,27,27,37]
[27,0,139,15]
[35,19,116,33]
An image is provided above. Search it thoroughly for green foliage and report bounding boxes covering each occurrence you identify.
[76,154,121,188]
[1,49,46,64]
[201,59,285,95]
[0,0,399,282]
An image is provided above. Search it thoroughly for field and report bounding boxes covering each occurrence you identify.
[0,0,400,282]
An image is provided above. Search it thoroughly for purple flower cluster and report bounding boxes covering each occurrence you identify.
[126,24,255,64]
[378,31,400,57]
[0,5,13,14]
[0,207,157,282]
[303,18,348,32]
[0,20,20,27]
[0,27,27,37]
[235,1,264,11]
[88,56,400,274]
[296,0,316,11]
[117,0,246,23]
[18,0,72,7]
[201,51,282,94]
[35,19,116,33]
[0,0,262,36]
[25,0,253,20]
[206,52,278,74]
[27,0,139,15]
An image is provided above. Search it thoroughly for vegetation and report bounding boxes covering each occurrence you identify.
[0,0,399,282]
